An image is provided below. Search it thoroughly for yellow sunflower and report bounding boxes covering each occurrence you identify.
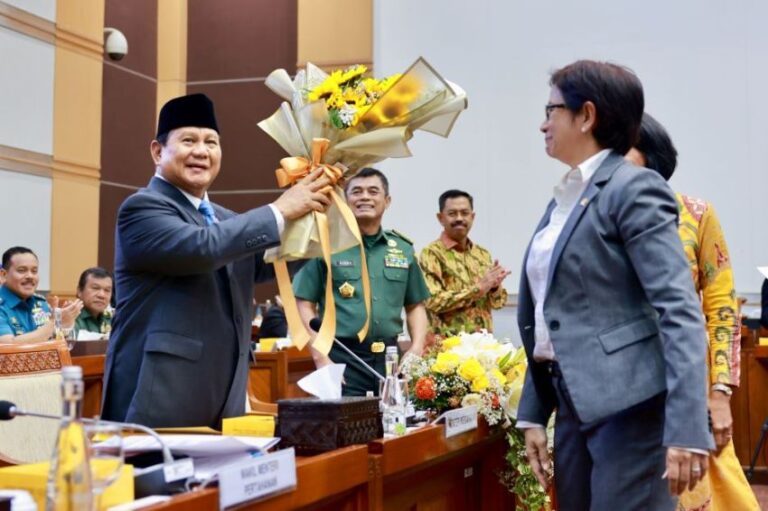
[337,64,367,84]
[307,78,340,103]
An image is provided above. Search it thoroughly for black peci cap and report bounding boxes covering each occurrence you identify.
[156,93,219,139]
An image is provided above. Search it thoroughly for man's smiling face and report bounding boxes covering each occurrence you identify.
[152,127,222,198]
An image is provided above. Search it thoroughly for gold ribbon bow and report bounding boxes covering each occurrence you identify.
[272,138,371,355]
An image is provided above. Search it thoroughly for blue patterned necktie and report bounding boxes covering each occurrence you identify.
[198,200,217,225]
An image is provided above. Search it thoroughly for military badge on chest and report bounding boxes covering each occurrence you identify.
[385,240,409,269]
[384,248,409,269]
[338,281,355,298]
[31,305,49,327]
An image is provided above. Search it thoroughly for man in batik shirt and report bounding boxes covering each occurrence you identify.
[419,190,510,336]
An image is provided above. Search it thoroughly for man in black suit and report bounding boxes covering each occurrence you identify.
[101,93,330,427]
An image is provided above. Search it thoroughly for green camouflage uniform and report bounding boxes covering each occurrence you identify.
[419,233,507,336]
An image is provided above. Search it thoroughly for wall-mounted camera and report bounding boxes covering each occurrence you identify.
[104,28,128,61]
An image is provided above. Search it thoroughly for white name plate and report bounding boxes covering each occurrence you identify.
[439,406,478,438]
[218,448,297,509]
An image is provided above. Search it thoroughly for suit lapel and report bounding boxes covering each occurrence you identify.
[148,177,206,227]
[545,152,624,295]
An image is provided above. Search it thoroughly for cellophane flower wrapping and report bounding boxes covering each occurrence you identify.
[258,58,468,262]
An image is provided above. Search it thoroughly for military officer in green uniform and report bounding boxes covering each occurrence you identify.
[74,267,114,338]
[293,168,430,396]
[0,246,82,343]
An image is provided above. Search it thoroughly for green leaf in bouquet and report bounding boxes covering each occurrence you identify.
[497,351,513,373]
[329,109,345,129]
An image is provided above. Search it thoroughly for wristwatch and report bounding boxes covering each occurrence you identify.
[711,383,733,397]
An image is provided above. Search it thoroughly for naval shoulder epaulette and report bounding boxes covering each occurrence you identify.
[388,229,414,245]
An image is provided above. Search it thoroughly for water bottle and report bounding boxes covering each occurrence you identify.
[381,347,406,435]
[385,346,399,379]
[46,366,93,511]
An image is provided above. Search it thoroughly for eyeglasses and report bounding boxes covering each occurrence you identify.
[544,103,567,120]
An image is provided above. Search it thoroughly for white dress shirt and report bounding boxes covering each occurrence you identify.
[526,149,610,362]
[154,171,285,233]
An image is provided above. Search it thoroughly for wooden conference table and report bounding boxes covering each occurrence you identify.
[71,342,314,419]
[70,344,516,509]
[142,422,514,511]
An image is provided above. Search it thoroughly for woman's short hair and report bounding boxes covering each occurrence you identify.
[635,113,678,181]
[551,60,644,155]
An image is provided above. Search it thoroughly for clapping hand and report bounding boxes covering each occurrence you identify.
[476,260,511,295]
[50,296,83,330]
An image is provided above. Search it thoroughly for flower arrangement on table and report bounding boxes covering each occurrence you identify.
[258,59,467,355]
[404,331,552,511]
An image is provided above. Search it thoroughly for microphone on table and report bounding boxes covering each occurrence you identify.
[0,400,189,497]
[309,318,385,383]
[0,400,173,464]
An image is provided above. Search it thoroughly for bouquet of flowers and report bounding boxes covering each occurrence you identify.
[258,58,467,354]
[406,331,523,425]
[404,331,551,510]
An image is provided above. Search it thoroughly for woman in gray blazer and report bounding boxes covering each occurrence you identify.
[517,60,713,511]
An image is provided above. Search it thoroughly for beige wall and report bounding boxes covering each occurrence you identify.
[297,0,371,68]
[156,0,186,116]
[50,0,104,295]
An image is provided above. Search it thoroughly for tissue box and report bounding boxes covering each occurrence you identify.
[0,462,133,510]
[277,397,381,454]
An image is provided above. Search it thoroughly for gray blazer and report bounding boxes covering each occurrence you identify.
[517,152,714,451]
[102,177,281,428]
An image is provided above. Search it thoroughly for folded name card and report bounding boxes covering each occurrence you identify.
[436,406,478,438]
[218,448,296,508]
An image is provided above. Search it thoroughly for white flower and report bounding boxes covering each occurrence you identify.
[461,393,482,408]
[337,104,357,127]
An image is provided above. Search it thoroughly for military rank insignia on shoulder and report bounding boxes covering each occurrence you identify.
[388,229,414,245]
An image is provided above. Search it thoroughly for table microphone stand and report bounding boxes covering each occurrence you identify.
[746,415,768,481]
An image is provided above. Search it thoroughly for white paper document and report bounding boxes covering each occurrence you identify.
[122,434,280,458]
[77,330,105,340]
[297,363,345,399]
